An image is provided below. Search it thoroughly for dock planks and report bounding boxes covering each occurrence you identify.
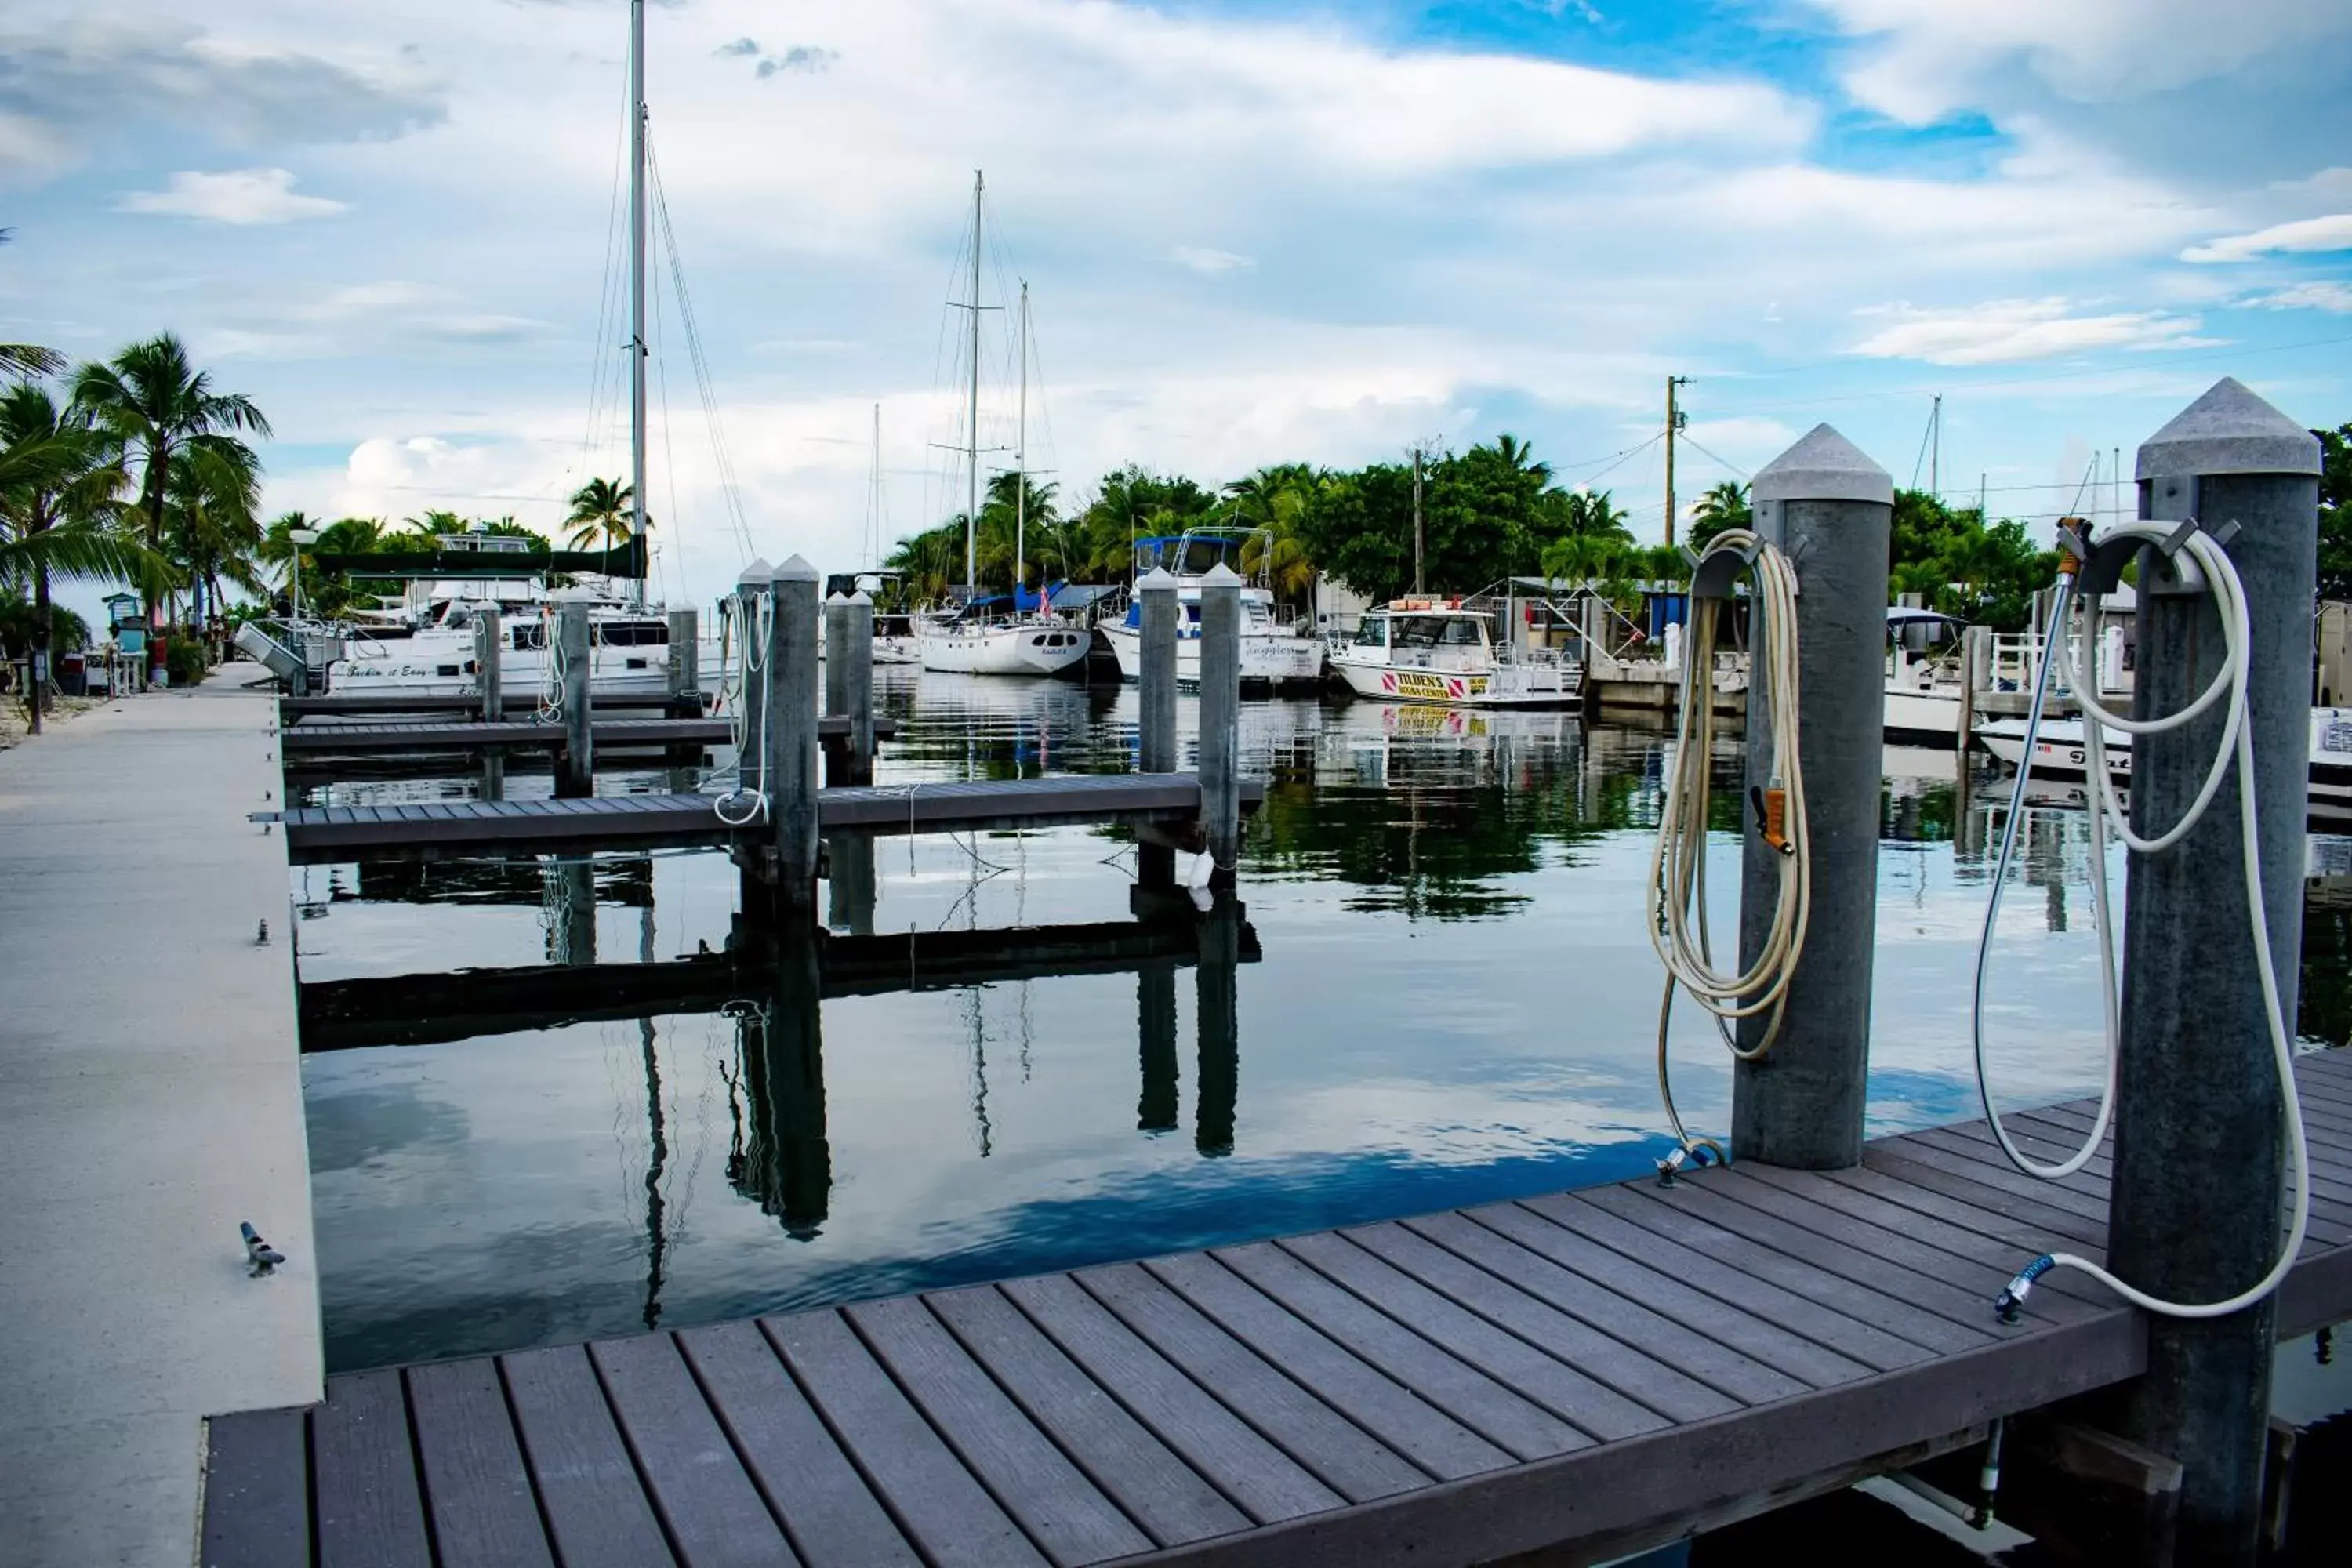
[200,1051,2352,1566]
[269,772,1265,862]
[278,715,898,754]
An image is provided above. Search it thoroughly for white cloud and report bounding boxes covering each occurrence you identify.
[2239,281,2352,314]
[1172,247,1253,274]
[2180,212,2352,263]
[1797,0,2352,124]
[116,166,345,223]
[1849,298,2220,365]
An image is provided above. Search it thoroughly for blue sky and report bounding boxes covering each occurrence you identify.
[4,0,2350,609]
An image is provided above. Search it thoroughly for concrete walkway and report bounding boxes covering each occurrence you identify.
[0,666,319,1567]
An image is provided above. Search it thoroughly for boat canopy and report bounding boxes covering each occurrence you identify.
[1131,528,1256,579]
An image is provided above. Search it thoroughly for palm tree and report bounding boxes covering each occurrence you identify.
[164,440,267,637]
[1690,481,1751,549]
[0,382,149,726]
[69,333,270,624]
[0,231,64,383]
[259,510,319,615]
[565,477,639,550]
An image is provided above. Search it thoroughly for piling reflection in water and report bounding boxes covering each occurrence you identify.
[726,938,830,1240]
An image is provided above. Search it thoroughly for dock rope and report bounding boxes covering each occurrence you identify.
[1976,521,2307,1322]
[535,609,566,726]
[713,590,772,826]
[1649,530,1811,1167]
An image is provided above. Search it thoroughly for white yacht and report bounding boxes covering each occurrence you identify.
[918,609,1091,676]
[1101,529,1324,688]
[1330,599,1581,708]
[1978,708,2352,818]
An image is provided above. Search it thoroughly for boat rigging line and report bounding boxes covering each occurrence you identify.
[1648,530,1812,1174]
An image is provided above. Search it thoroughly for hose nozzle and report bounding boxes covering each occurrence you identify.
[1994,1255,2053,1324]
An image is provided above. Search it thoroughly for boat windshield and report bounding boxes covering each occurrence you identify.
[1392,615,1483,649]
[1352,618,1388,647]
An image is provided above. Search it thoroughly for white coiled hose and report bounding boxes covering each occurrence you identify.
[1650,532,1812,1159]
[1976,523,2307,1322]
[713,590,774,826]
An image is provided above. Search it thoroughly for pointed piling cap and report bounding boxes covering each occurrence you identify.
[1137,567,1177,592]
[825,590,851,605]
[846,590,873,607]
[1200,563,1243,589]
[736,557,773,589]
[2137,377,2320,480]
[1752,423,1893,506]
[774,554,820,583]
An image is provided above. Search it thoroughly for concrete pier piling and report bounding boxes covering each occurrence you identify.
[554,590,594,797]
[1198,564,1243,884]
[767,556,822,919]
[2107,379,2321,1564]
[823,593,850,718]
[1730,425,1892,1170]
[1137,568,1178,891]
[667,607,699,709]
[474,606,503,722]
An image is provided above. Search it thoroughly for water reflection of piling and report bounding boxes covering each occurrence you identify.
[545,858,597,964]
[1137,963,1178,1133]
[728,938,830,1239]
[1194,900,1241,1156]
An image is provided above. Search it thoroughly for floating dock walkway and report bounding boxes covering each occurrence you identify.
[278,715,893,757]
[201,1051,2352,1567]
[267,774,1265,862]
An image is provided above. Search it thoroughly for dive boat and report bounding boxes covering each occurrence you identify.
[1977,709,2352,818]
[1100,528,1324,687]
[326,589,688,706]
[1330,599,1581,708]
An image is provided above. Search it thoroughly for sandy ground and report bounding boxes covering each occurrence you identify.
[0,692,104,750]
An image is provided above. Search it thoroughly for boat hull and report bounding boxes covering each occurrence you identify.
[1102,624,1323,685]
[1884,683,1964,747]
[918,623,1091,677]
[1330,653,1581,708]
[1979,710,2352,816]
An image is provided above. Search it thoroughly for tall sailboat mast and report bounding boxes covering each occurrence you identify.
[868,402,882,569]
[1014,279,1028,618]
[965,171,983,592]
[629,0,650,608]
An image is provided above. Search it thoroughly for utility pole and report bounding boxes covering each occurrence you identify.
[1664,376,1690,547]
[1411,445,1425,595]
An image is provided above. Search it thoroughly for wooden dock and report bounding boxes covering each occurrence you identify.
[281,693,702,719]
[199,1050,2352,1567]
[267,773,1265,862]
[278,716,895,756]
[298,916,1262,1051]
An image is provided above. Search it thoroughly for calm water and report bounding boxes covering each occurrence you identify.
[291,672,2352,1371]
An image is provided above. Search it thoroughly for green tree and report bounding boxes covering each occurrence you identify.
[69,333,270,623]
[2316,423,2350,601]
[163,440,266,633]
[1689,481,1751,550]
[1888,488,2054,631]
[564,477,639,550]
[0,231,64,384]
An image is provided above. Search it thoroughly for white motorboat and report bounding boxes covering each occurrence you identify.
[916,615,1091,676]
[326,590,695,706]
[1977,708,2352,818]
[1330,599,1581,708]
[1100,528,1323,687]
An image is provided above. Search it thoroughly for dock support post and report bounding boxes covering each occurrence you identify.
[1138,568,1178,891]
[667,608,698,711]
[844,591,874,786]
[555,590,594,797]
[1730,425,1890,1169]
[824,593,850,718]
[826,833,876,935]
[2106,379,2319,1565]
[768,556,822,920]
[1199,563,1243,886]
[475,606,503,722]
[1957,623,1984,752]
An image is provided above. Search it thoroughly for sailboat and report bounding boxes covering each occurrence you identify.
[918,173,1091,679]
[270,0,717,707]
